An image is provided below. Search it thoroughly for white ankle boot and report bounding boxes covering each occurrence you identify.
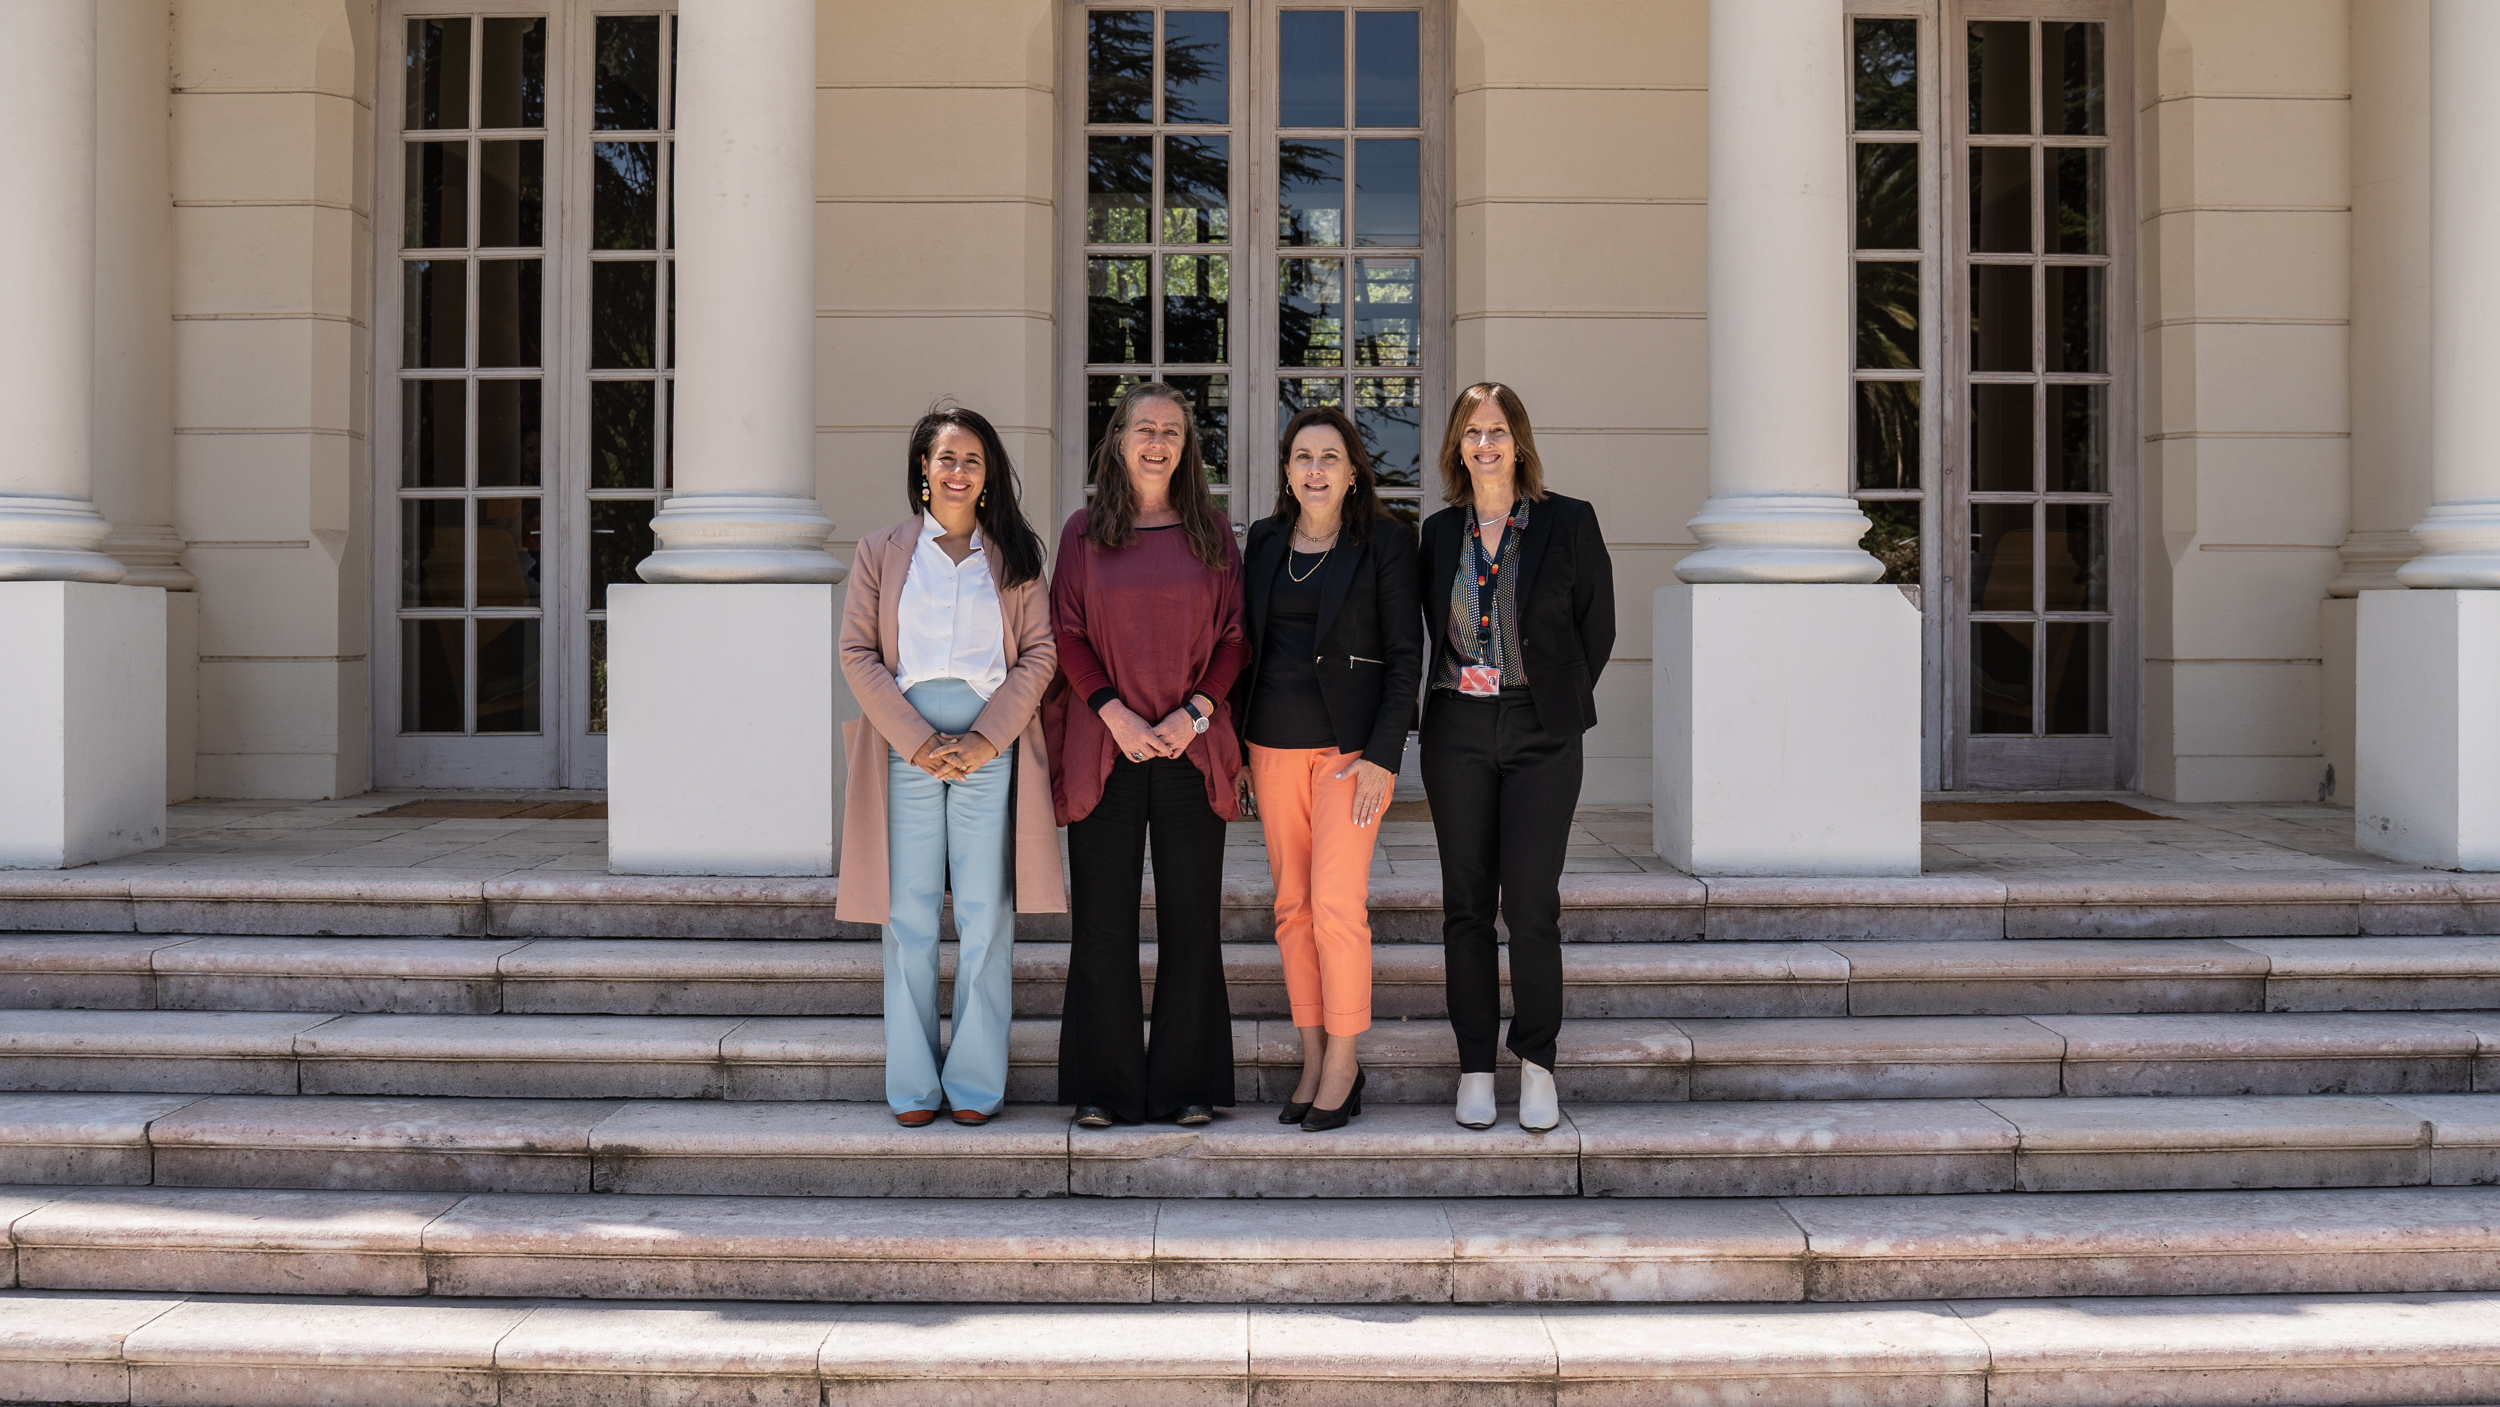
[1455,1072,1497,1130]
[1518,1061,1560,1132]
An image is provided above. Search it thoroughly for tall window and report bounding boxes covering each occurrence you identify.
[1064,2,1444,527]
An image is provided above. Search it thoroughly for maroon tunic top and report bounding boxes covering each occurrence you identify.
[1046,510,1249,827]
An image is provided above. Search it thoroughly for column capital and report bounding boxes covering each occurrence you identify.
[1676,493,1883,585]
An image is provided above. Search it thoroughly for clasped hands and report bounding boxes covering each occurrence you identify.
[907,730,1000,781]
[1099,697,1202,763]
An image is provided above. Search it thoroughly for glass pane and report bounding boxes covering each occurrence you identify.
[1087,256,1149,364]
[664,378,675,486]
[479,17,546,128]
[401,619,463,732]
[478,141,543,248]
[1354,138,1420,246]
[1354,378,1423,488]
[2043,503,2108,611]
[591,499,655,609]
[1164,10,1229,124]
[595,16,661,130]
[1280,139,1344,246]
[2049,383,2107,493]
[1970,146,2032,254]
[1354,258,1419,367]
[1855,143,1918,250]
[1162,374,1231,485]
[593,141,658,250]
[1164,135,1230,243]
[1858,498,1920,585]
[402,499,466,608]
[475,618,540,734]
[1088,11,1153,124]
[1970,264,2032,372]
[2052,147,2105,255]
[1280,10,1345,127]
[1969,502,2035,613]
[1087,374,1144,481]
[1279,257,1345,367]
[1970,383,2034,492]
[587,620,610,735]
[474,498,543,608]
[402,380,465,489]
[476,259,542,369]
[406,18,471,131]
[2045,21,2107,136]
[1279,375,1344,438]
[1087,136,1152,244]
[1162,253,1230,364]
[476,380,541,488]
[403,141,467,249]
[1971,621,2035,734]
[591,380,656,488]
[1968,20,2031,135]
[2045,621,2109,734]
[1853,380,1921,491]
[665,140,675,250]
[2046,265,2105,373]
[592,260,657,369]
[1380,497,1421,528]
[666,262,676,369]
[1854,18,1918,132]
[1856,261,1919,370]
[402,260,465,369]
[1355,10,1420,127]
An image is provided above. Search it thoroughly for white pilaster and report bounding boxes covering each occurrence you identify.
[0,582,166,869]
[2356,590,2500,869]
[92,0,189,593]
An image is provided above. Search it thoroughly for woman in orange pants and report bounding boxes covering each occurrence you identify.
[1234,407,1423,1130]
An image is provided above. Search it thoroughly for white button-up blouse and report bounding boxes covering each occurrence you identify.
[893,511,1009,700]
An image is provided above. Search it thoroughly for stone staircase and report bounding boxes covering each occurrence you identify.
[11,928,2500,1401]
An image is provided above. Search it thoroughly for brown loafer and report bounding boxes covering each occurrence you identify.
[894,1109,938,1127]
[951,1109,991,1126]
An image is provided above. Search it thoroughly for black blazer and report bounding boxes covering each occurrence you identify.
[1418,492,1617,737]
[1235,513,1424,773]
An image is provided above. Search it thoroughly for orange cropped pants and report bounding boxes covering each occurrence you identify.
[1248,744,1380,1036]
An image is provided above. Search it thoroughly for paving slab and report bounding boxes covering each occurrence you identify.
[0,1010,334,1095]
[0,1093,204,1187]
[2235,936,2500,1012]
[0,1190,67,1287]
[498,939,876,1016]
[1573,1100,2019,1197]
[1069,1105,1578,1198]
[0,935,182,1009]
[721,1016,1097,1103]
[1678,1017,2064,1101]
[1543,1301,1989,1407]
[2001,874,2365,938]
[1246,1304,1555,1407]
[482,875,847,940]
[1832,939,2267,1015]
[1792,1187,2500,1300]
[1152,1200,1454,1303]
[590,1099,1070,1198]
[0,872,137,936]
[127,873,493,938]
[121,1296,533,1407]
[13,1187,461,1296]
[2384,1094,2500,1185]
[1988,1094,2433,1191]
[295,1014,741,1099]
[147,1095,607,1193]
[150,937,524,1014]
[1562,944,1849,1019]
[1443,1199,1805,1304]
[817,1303,1249,1407]
[1271,1019,1690,1104]
[422,1193,1158,1302]
[2036,1011,2480,1095]
[0,1290,186,1405]
[494,1302,844,1407]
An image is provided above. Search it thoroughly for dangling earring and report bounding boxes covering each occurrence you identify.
[978,490,988,509]
[920,477,931,504]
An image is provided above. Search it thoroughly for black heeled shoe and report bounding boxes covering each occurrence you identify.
[1074,1105,1115,1129]
[1278,1095,1316,1124]
[1300,1069,1365,1132]
[1175,1105,1216,1126]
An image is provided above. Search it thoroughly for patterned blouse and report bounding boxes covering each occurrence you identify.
[1434,498,1531,691]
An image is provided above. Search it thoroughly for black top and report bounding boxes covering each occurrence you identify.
[1247,552,1337,749]
[1418,492,1617,737]
[1233,514,1426,773]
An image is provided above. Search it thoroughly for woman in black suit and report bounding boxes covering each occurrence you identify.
[1235,406,1422,1131]
[1417,382,1615,1133]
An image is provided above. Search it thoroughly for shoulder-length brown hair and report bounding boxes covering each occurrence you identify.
[1435,381,1548,506]
[1085,380,1232,570]
[1271,405,1388,543]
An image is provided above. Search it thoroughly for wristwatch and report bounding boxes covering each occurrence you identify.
[1182,695,1212,734]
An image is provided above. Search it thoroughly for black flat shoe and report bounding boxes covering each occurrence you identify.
[1300,1070,1366,1132]
[1175,1105,1216,1126]
[1074,1105,1115,1128]
[1278,1098,1315,1124]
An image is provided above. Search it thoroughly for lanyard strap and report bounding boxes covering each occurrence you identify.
[1466,505,1515,671]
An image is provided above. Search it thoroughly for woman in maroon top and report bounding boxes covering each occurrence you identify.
[1048,382,1248,1127]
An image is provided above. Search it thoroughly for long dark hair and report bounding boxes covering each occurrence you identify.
[1085,381,1232,570]
[1271,405,1387,544]
[906,404,1045,589]
[1436,381,1549,506]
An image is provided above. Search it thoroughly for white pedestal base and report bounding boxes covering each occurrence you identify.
[0,582,167,869]
[607,583,843,876]
[1653,582,1921,876]
[2356,589,2500,869]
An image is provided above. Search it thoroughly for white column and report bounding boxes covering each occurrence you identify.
[93,0,188,592]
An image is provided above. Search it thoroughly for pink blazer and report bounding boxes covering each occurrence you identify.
[835,517,1067,923]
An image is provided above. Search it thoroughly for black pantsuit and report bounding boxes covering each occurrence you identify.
[1058,754,1234,1121]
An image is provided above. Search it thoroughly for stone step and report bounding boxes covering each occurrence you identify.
[7,1089,2500,1200]
[10,934,2500,1021]
[2,1007,2494,1104]
[4,1184,2500,1306]
[15,1289,2500,1407]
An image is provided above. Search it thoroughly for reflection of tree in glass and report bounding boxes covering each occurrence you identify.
[1857,499,1920,586]
[1163,255,1230,364]
[1278,258,1344,367]
[593,16,660,131]
[1088,12,1153,123]
[1164,136,1229,243]
[1088,137,1152,243]
[1856,262,1919,371]
[1088,258,1149,364]
[1278,140,1342,246]
[1854,381,1920,491]
[593,142,657,249]
[1853,19,1917,132]
[1163,14,1226,124]
[1855,145,1918,251]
